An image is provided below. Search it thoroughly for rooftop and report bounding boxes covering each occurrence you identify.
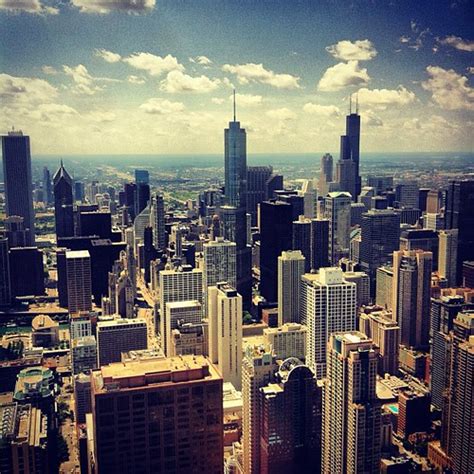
[31,314,58,331]
[66,250,90,259]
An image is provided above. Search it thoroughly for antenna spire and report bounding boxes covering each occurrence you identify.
[233,89,236,122]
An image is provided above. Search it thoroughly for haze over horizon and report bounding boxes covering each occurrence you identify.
[1,0,473,155]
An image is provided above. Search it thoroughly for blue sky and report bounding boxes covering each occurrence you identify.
[0,0,472,154]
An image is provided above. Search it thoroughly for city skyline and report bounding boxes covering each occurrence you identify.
[0,0,473,155]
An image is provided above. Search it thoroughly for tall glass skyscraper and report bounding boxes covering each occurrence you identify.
[1,130,35,245]
[53,161,75,238]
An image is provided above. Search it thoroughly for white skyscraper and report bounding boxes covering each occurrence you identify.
[150,193,166,250]
[322,332,381,473]
[301,267,357,378]
[207,283,242,390]
[438,229,458,287]
[66,250,92,313]
[158,266,203,355]
[203,237,237,297]
[277,250,305,326]
[325,191,352,265]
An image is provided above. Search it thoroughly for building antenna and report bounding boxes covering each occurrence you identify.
[233,89,236,122]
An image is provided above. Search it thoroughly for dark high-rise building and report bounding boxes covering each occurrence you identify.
[134,169,149,185]
[91,355,223,474]
[53,161,75,238]
[293,217,312,273]
[9,247,45,297]
[123,182,137,220]
[445,180,474,284]
[360,210,401,294]
[462,261,474,287]
[260,200,293,302]
[135,182,150,216]
[311,218,330,271]
[418,188,430,213]
[56,248,68,307]
[74,181,84,202]
[4,216,29,248]
[366,176,393,194]
[400,228,439,270]
[1,130,35,245]
[259,360,322,474]
[276,191,304,221]
[247,166,273,226]
[265,174,284,200]
[76,211,112,239]
[0,238,11,306]
[150,193,166,250]
[43,166,52,205]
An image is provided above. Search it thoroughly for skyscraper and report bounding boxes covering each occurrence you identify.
[0,238,11,306]
[359,209,401,294]
[260,200,293,302]
[66,250,92,313]
[438,229,458,287]
[318,153,333,196]
[311,218,330,271]
[53,161,75,238]
[393,249,432,350]
[277,250,305,326]
[150,193,166,250]
[90,355,223,473]
[302,268,357,378]
[208,283,242,390]
[322,332,381,473]
[203,237,237,296]
[134,168,149,185]
[1,130,35,245]
[325,191,352,265]
[43,166,52,205]
[445,180,474,284]
[292,216,312,273]
[247,165,273,226]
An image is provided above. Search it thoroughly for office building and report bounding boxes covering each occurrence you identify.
[170,321,208,357]
[366,175,393,194]
[1,130,35,245]
[71,336,97,375]
[263,323,307,361]
[150,193,166,250]
[343,271,370,307]
[325,192,352,265]
[66,250,92,313]
[9,247,45,297]
[376,266,394,310]
[322,332,381,474]
[74,373,92,424]
[31,314,59,348]
[260,200,293,302]
[393,250,432,350]
[423,212,444,231]
[53,161,74,238]
[70,311,93,340]
[301,268,357,378]
[135,182,150,216]
[359,210,400,294]
[208,283,242,390]
[203,237,237,297]
[265,173,284,200]
[400,228,439,269]
[397,389,431,439]
[395,181,419,208]
[0,238,11,306]
[318,153,333,196]
[43,166,52,204]
[90,355,223,473]
[277,250,305,326]
[246,165,273,225]
[134,169,149,185]
[311,218,330,271]
[76,211,112,240]
[292,216,312,273]
[260,359,322,474]
[242,344,278,474]
[96,318,147,366]
[301,178,318,218]
[164,300,202,357]
[3,216,29,248]
[438,229,458,287]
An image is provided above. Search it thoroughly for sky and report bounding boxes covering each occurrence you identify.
[0,0,473,155]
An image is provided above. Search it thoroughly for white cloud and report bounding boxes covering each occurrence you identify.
[438,35,474,52]
[361,110,383,127]
[87,111,117,122]
[303,103,341,117]
[123,52,184,77]
[0,73,58,105]
[63,64,102,95]
[222,63,300,89]
[326,40,377,61]
[71,0,155,14]
[231,93,263,107]
[211,98,224,105]
[0,0,58,14]
[29,103,78,122]
[95,48,122,63]
[159,70,221,93]
[127,75,146,84]
[422,65,474,111]
[318,61,370,91]
[356,86,416,109]
[42,65,58,75]
[266,108,297,121]
[190,56,212,66]
[139,98,186,114]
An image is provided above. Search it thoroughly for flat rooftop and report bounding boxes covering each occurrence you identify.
[66,250,90,259]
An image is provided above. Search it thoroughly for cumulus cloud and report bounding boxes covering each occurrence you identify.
[318,61,370,91]
[0,73,58,105]
[42,65,58,75]
[231,93,263,107]
[222,63,300,89]
[123,52,184,77]
[361,110,383,127]
[63,64,103,95]
[159,71,221,93]
[71,0,155,14]
[437,35,474,52]
[266,108,297,121]
[189,56,212,66]
[127,75,146,84]
[0,0,58,14]
[139,98,186,114]
[87,111,117,122]
[95,48,122,63]
[211,98,224,105]
[303,103,341,117]
[422,65,474,110]
[326,40,377,61]
[356,86,416,109]
[29,103,78,122]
